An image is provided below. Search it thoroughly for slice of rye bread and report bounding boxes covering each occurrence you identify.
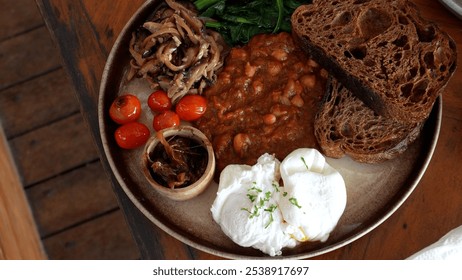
[314,77,423,163]
[292,0,457,124]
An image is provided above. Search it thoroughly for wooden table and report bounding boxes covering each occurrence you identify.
[36,0,462,259]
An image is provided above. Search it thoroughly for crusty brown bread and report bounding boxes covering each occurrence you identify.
[292,0,457,124]
[314,77,423,163]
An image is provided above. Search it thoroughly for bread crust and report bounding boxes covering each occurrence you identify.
[292,0,457,124]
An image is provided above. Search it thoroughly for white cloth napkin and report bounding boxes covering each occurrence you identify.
[407,225,462,260]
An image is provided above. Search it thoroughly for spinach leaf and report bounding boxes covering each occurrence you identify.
[194,0,312,46]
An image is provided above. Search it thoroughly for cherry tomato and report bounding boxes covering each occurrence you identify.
[114,122,150,149]
[147,90,172,112]
[175,95,207,121]
[109,94,141,124]
[153,111,180,131]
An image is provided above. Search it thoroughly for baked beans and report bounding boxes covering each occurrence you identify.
[194,32,326,173]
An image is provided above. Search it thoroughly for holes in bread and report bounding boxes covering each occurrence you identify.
[423,52,435,69]
[329,131,342,141]
[416,24,436,43]
[398,15,409,25]
[353,0,371,4]
[377,41,387,48]
[344,45,367,60]
[400,83,413,98]
[410,80,429,103]
[344,51,352,58]
[298,11,314,23]
[419,66,426,76]
[392,35,408,48]
[408,67,418,79]
[400,80,428,102]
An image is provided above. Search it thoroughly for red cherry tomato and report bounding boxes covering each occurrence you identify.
[109,94,141,124]
[114,122,150,149]
[153,111,180,131]
[147,90,172,112]
[175,95,207,121]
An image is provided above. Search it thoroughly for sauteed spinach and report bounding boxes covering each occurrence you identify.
[194,0,311,45]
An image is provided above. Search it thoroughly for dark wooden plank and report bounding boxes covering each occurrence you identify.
[9,113,99,186]
[0,68,79,138]
[35,0,183,260]
[189,248,225,260]
[27,161,119,236]
[42,210,140,259]
[0,0,143,261]
[35,0,141,137]
[0,26,61,90]
[0,0,44,41]
[148,227,195,260]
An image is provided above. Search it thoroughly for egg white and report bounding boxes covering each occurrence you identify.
[211,149,347,256]
[279,148,347,242]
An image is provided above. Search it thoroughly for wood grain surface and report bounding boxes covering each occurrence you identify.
[0,124,46,259]
[35,0,462,259]
[1,0,141,260]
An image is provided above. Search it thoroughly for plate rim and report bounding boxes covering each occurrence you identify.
[98,0,442,259]
[439,0,462,20]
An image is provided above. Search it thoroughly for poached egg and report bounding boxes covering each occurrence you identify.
[211,148,347,256]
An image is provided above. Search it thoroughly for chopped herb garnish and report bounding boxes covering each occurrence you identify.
[283,192,288,197]
[265,214,274,229]
[241,205,260,218]
[241,207,251,214]
[301,156,309,170]
[245,183,263,202]
[264,204,278,228]
[265,204,278,213]
[258,198,265,208]
[247,193,257,202]
[272,181,280,192]
[289,197,302,208]
[248,185,262,193]
[249,205,260,218]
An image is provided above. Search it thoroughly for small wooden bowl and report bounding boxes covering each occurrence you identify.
[141,126,215,201]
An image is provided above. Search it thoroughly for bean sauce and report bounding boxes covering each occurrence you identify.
[194,32,326,173]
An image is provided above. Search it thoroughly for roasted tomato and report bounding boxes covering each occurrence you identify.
[153,111,180,131]
[175,95,207,121]
[114,122,150,149]
[109,94,141,124]
[147,90,172,112]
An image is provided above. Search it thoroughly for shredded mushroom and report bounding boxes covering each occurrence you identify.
[128,0,228,104]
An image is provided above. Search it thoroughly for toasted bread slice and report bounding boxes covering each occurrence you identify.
[292,0,456,124]
[314,77,423,163]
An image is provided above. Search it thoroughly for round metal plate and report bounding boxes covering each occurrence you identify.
[98,0,441,259]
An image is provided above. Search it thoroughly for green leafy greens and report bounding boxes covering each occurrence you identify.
[193,0,311,45]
